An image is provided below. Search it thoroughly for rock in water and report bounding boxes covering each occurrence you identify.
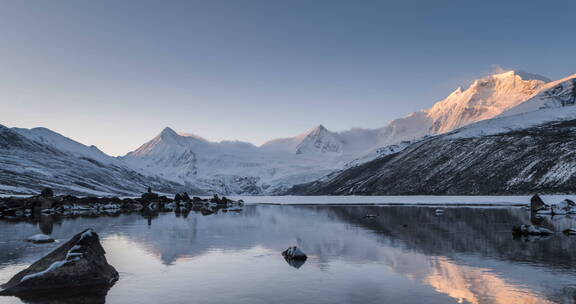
[25,234,55,244]
[550,199,576,215]
[282,246,308,260]
[0,229,119,297]
[512,224,553,236]
[530,194,548,212]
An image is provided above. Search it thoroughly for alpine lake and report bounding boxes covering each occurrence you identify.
[1,197,576,304]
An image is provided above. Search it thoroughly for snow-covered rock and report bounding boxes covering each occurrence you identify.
[0,229,118,296]
[537,199,576,215]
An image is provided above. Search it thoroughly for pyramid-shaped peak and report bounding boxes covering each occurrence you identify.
[309,124,328,134]
[159,127,180,140]
[160,127,177,135]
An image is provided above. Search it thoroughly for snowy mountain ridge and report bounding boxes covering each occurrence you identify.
[3,69,576,195]
[0,125,187,196]
[290,73,576,195]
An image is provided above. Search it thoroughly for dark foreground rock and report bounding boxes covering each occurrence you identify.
[10,288,110,304]
[0,229,118,297]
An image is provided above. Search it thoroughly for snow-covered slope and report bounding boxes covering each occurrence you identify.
[499,74,576,117]
[13,127,121,166]
[373,70,549,147]
[122,125,344,194]
[295,125,344,154]
[291,74,576,195]
[0,125,187,196]
[450,74,576,139]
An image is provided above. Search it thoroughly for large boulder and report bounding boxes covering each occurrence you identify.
[0,228,118,297]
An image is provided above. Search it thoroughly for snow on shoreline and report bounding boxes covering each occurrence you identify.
[230,195,576,206]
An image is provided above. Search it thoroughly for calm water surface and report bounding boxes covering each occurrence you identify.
[1,205,576,304]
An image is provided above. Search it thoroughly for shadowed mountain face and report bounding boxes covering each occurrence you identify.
[2,205,576,304]
[291,119,576,195]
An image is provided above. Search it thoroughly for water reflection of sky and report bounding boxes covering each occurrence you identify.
[1,205,576,304]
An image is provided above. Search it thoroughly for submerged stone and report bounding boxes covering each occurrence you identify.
[0,228,118,297]
[25,234,55,244]
[512,224,553,236]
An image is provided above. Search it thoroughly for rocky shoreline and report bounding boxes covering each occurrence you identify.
[0,187,244,221]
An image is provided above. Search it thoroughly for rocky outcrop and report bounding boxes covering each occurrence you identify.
[0,229,118,296]
[0,189,245,221]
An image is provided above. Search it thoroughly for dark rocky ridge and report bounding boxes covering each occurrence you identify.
[0,188,244,221]
[290,119,576,195]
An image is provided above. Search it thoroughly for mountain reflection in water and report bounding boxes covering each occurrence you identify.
[1,205,576,304]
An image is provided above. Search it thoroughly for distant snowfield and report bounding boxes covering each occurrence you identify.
[232,195,576,206]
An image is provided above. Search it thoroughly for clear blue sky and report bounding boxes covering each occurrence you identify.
[1,0,575,156]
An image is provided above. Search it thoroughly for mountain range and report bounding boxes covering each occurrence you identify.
[2,70,575,196]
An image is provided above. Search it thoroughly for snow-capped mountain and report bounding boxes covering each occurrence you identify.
[290,74,576,195]
[0,124,190,196]
[122,125,344,194]
[500,74,576,117]
[373,70,550,147]
[13,127,122,166]
[295,125,344,154]
[3,69,575,196]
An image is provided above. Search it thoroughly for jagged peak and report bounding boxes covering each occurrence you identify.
[449,87,463,96]
[488,70,550,82]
